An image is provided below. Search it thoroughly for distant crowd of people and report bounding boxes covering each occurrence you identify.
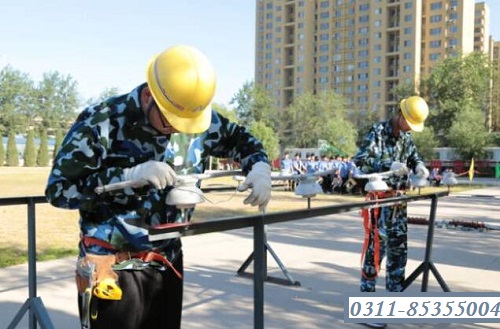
[280,151,359,194]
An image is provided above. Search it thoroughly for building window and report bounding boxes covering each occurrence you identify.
[404,14,412,22]
[359,3,369,11]
[430,2,443,10]
[320,1,329,8]
[430,15,442,23]
[319,55,329,62]
[430,27,442,35]
[430,40,442,48]
[404,2,412,9]
[429,53,441,61]
[359,50,369,57]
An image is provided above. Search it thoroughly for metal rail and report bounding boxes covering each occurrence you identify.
[0,196,55,329]
[149,191,450,329]
[1,191,449,329]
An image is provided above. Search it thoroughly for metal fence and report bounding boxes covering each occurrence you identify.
[1,191,449,329]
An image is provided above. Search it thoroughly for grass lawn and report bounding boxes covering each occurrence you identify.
[0,166,484,268]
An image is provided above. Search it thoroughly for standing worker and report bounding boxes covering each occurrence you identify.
[353,96,430,329]
[45,45,272,329]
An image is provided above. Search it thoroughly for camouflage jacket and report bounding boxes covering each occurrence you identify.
[353,120,424,190]
[45,83,268,257]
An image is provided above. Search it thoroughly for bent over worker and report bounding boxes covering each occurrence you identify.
[353,96,430,329]
[45,45,272,329]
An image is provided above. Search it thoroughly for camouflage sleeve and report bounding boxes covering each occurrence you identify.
[406,139,425,172]
[353,124,390,173]
[45,107,128,211]
[201,111,269,174]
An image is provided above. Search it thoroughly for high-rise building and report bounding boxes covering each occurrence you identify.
[255,0,490,124]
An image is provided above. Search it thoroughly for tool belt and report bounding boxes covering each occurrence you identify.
[76,237,183,296]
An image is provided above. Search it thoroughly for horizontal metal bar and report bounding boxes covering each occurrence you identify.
[0,196,48,206]
[149,191,449,241]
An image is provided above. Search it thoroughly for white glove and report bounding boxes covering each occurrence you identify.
[415,163,430,179]
[122,160,177,190]
[237,162,272,212]
[389,161,408,176]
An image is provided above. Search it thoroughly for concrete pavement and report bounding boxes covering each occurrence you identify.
[1,178,499,329]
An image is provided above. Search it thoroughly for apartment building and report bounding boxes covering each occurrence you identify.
[255,0,488,123]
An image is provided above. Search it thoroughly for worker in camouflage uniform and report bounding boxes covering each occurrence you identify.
[45,45,272,329]
[353,96,430,329]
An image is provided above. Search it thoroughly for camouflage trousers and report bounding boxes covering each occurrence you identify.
[360,204,408,292]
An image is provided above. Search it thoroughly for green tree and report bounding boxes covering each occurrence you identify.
[280,91,356,153]
[6,130,19,166]
[249,121,280,161]
[53,128,64,160]
[36,71,80,129]
[212,103,238,123]
[420,52,492,145]
[230,81,276,127]
[0,132,4,166]
[0,66,35,132]
[37,129,50,166]
[23,129,36,167]
[412,127,438,161]
[448,103,491,160]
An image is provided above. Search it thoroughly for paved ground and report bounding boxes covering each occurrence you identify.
[1,178,499,329]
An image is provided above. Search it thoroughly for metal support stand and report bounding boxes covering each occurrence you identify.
[402,195,450,292]
[237,225,300,286]
[8,198,55,329]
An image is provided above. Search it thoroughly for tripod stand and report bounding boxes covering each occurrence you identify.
[402,195,450,292]
[7,198,55,329]
[237,225,300,286]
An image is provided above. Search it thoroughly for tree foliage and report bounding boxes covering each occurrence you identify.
[280,91,356,154]
[6,130,19,166]
[249,121,280,161]
[230,81,276,127]
[36,71,80,129]
[53,128,64,160]
[37,129,50,167]
[0,133,4,166]
[448,102,491,159]
[213,103,238,123]
[412,127,438,162]
[0,66,34,132]
[23,129,36,167]
[420,52,492,145]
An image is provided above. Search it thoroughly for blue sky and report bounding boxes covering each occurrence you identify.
[1,1,499,107]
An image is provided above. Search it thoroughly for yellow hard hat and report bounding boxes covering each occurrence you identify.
[400,96,429,132]
[146,45,216,134]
